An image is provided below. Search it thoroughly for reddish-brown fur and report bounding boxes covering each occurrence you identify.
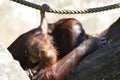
[29,17,120,80]
[8,28,43,69]
[8,18,86,69]
[8,18,94,80]
[25,32,58,68]
[28,38,99,80]
[52,18,86,59]
[9,15,119,79]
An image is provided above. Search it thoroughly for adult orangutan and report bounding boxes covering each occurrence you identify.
[8,14,88,70]
[24,15,102,80]
[8,11,101,80]
[8,10,120,80]
[30,17,120,80]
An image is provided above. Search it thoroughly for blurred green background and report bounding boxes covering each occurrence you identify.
[0,0,120,47]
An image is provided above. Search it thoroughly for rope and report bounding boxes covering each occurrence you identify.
[10,0,120,14]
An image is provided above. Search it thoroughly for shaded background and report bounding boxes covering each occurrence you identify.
[0,0,120,47]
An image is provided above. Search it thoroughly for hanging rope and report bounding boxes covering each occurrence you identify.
[10,0,120,14]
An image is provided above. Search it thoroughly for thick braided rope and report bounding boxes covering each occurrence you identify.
[10,0,120,14]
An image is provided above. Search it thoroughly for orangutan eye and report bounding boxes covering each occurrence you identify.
[41,50,46,54]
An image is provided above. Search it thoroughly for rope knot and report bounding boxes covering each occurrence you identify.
[41,4,50,12]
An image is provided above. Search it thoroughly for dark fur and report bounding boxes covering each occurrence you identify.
[99,17,120,43]
[52,18,86,59]
[8,28,40,69]
[8,18,107,80]
[8,18,86,69]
